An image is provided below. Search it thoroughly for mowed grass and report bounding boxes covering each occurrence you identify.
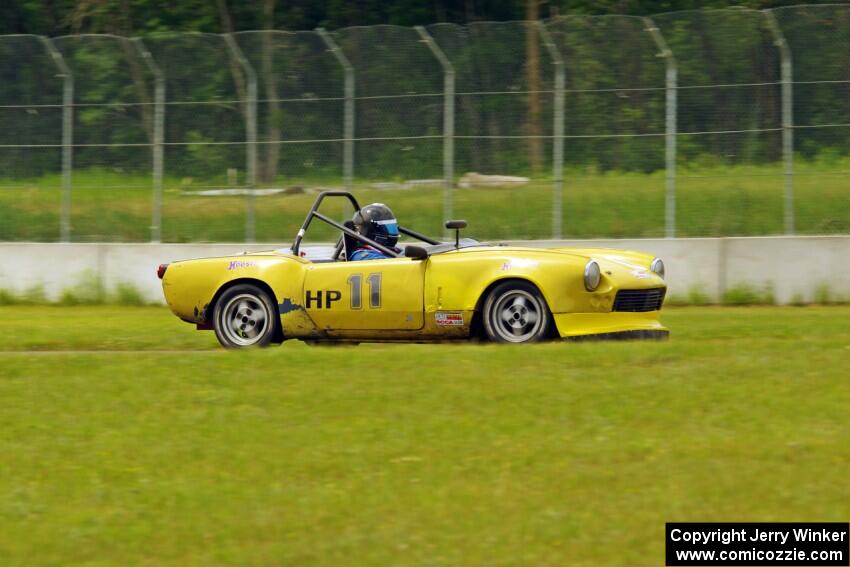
[1,164,849,242]
[0,306,849,565]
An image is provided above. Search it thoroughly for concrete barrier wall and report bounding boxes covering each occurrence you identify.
[1,236,848,304]
[518,236,850,303]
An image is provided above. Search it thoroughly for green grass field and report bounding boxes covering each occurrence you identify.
[1,305,849,565]
[1,163,849,242]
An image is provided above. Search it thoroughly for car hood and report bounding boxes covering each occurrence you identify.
[443,245,656,268]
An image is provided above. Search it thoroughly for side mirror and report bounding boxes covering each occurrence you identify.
[404,245,429,260]
[444,219,467,249]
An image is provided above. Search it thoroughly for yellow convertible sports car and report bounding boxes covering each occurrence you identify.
[159,191,668,348]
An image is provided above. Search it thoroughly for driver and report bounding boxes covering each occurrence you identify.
[350,203,401,261]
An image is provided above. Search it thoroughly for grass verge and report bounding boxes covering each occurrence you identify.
[0,306,848,564]
[1,164,849,242]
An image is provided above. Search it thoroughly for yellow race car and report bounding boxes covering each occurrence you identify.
[159,191,668,348]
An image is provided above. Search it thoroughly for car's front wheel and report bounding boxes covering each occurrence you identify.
[482,281,551,343]
[213,284,280,348]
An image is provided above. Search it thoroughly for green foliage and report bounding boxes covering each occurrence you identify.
[0,284,48,305]
[0,276,149,306]
[21,284,48,304]
[789,292,807,307]
[59,270,106,306]
[722,283,776,306]
[664,293,688,306]
[812,282,847,305]
[110,282,149,306]
[664,285,714,306]
[814,283,834,305]
[3,6,850,184]
[0,289,17,305]
[0,0,823,38]
[184,131,236,182]
[687,285,712,306]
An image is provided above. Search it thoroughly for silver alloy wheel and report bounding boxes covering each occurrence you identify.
[490,289,544,343]
[218,293,270,347]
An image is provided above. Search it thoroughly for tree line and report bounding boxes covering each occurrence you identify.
[0,1,847,184]
[0,0,836,38]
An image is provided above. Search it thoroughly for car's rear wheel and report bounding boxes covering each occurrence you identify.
[482,281,551,343]
[213,284,280,348]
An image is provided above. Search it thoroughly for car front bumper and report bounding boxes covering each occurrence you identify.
[553,311,667,339]
[565,329,669,341]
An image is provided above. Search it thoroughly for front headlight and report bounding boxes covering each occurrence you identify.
[584,260,601,291]
[651,257,665,279]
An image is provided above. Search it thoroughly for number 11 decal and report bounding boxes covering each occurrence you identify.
[347,273,382,309]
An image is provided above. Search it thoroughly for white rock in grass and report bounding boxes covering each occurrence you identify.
[458,172,530,189]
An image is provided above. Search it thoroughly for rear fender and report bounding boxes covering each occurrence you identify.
[163,255,308,326]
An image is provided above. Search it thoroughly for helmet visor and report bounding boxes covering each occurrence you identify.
[376,218,399,237]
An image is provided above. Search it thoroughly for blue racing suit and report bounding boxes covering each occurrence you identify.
[350,245,398,261]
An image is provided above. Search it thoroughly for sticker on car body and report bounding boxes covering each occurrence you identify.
[435,311,464,326]
[501,259,539,271]
[228,260,258,270]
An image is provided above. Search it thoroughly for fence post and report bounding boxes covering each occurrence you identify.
[132,38,165,243]
[316,28,354,191]
[765,10,794,236]
[415,26,455,235]
[538,21,565,240]
[224,34,258,243]
[40,36,73,243]
[644,18,677,239]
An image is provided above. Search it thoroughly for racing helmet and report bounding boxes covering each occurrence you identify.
[352,203,399,248]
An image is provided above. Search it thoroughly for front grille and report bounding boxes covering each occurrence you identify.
[612,288,666,312]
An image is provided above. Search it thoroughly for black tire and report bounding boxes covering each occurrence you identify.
[213,284,281,349]
[481,280,552,344]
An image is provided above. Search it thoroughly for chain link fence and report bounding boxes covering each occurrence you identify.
[548,15,667,238]
[0,35,65,240]
[0,5,848,243]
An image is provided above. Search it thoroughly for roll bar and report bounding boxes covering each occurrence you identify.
[290,190,440,257]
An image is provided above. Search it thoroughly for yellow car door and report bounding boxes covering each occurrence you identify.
[302,257,425,330]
